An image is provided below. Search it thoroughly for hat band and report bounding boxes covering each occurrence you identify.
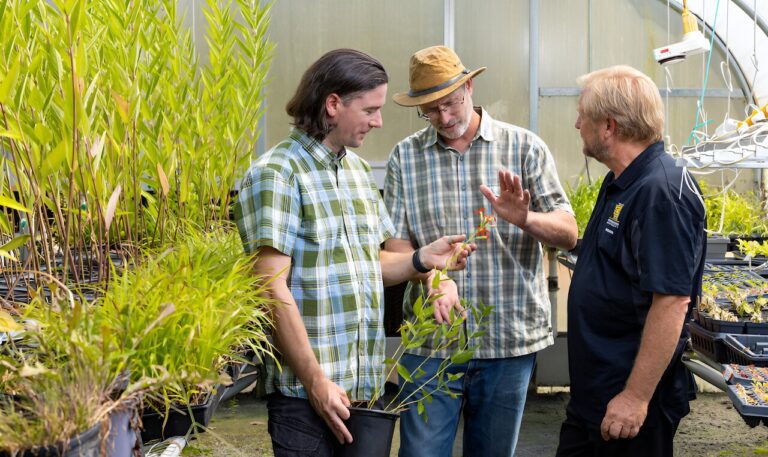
[408,69,470,97]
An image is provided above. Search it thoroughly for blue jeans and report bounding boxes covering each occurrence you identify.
[397,353,536,457]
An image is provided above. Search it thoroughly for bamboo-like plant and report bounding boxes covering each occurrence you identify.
[0,294,150,453]
[565,177,603,238]
[0,0,273,290]
[80,225,275,409]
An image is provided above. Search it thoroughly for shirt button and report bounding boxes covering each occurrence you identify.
[459,156,464,162]
[461,184,466,191]
[467,273,471,279]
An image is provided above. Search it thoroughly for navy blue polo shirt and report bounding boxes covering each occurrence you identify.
[567,141,706,427]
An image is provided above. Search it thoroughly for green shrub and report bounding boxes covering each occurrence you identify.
[699,181,768,236]
[566,176,603,238]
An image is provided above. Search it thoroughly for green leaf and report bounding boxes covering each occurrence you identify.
[417,400,424,416]
[0,128,20,140]
[0,212,10,233]
[0,195,30,213]
[1,234,30,252]
[450,350,472,365]
[447,372,465,381]
[41,139,69,178]
[413,295,423,319]
[0,57,20,104]
[396,363,412,383]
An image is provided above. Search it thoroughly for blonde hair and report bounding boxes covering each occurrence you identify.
[577,65,664,143]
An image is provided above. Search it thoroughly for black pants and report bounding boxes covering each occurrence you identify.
[267,393,340,457]
[555,409,680,457]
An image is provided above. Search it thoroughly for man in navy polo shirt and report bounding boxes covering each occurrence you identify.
[556,65,706,457]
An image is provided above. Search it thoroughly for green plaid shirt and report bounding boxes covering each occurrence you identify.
[384,108,573,358]
[235,128,394,401]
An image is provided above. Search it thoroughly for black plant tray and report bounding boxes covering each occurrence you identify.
[688,321,730,363]
[726,384,768,427]
[695,310,745,334]
[140,386,224,442]
[703,267,768,291]
[724,334,768,366]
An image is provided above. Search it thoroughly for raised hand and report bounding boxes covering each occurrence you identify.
[480,169,530,229]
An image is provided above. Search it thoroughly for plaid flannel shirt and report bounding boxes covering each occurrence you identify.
[235,128,394,401]
[384,108,573,358]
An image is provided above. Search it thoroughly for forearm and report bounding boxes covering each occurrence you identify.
[623,293,690,403]
[522,210,578,250]
[379,249,424,287]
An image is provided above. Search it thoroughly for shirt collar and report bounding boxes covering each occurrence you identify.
[423,107,496,148]
[607,141,665,190]
[289,128,345,167]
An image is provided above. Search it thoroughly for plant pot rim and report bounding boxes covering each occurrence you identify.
[347,406,399,419]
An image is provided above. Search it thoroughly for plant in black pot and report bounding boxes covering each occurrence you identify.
[95,227,275,442]
[336,273,492,457]
[0,289,147,457]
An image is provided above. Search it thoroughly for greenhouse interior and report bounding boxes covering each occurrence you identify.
[1,0,768,456]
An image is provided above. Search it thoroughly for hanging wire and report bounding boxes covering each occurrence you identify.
[664,0,671,145]
[724,0,732,117]
[685,0,722,146]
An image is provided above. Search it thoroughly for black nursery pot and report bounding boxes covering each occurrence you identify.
[337,407,399,457]
[12,422,101,457]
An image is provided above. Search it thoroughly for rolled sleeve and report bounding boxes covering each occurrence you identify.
[524,139,574,215]
[384,146,409,240]
[235,166,299,256]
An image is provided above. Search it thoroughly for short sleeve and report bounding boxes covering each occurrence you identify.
[234,165,300,256]
[635,200,700,296]
[383,145,409,240]
[523,137,574,215]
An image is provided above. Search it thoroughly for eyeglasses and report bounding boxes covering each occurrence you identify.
[417,90,466,121]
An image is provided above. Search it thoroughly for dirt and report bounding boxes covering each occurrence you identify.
[181,391,768,457]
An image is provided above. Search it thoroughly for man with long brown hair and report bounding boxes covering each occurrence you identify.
[235,48,474,457]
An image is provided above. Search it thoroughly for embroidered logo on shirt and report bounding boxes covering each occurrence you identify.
[605,202,624,233]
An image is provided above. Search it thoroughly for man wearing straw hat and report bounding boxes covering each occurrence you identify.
[384,46,577,457]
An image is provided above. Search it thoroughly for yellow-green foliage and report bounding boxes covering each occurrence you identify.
[0,0,273,278]
[566,176,603,238]
[96,225,274,408]
[1,226,274,451]
[699,181,768,236]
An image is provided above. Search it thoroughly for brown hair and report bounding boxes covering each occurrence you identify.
[286,49,388,141]
[577,65,664,144]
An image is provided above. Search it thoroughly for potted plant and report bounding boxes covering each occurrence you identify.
[337,212,496,457]
[337,285,491,457]
[698,181,768,257]
[93,226,274,442]
[0,291,146,456]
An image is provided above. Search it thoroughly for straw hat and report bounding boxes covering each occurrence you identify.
[393,46,486,107]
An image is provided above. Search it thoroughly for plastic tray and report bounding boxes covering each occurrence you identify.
[724,334,768,366]
[688,321,730,363]
[723,364,768,385]
[726,384,768,427]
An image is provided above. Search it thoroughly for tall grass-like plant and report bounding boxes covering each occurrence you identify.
[0,0,272,288]
[0,296,148,453]
[93,225,274,409]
